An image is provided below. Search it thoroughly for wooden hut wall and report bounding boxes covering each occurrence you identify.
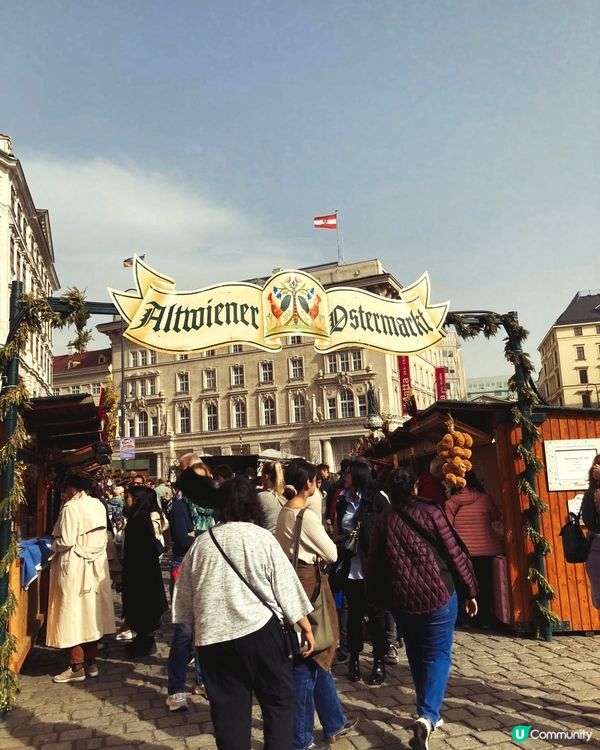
[534,413,600,632]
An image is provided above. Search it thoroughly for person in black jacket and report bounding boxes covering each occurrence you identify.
[335,460,390,685]
[581,454,600,610]
[121,485,168,657]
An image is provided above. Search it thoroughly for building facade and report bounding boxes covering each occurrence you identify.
[466,375,513,402]
[0,134,60,396]
[53,348,113,404]
[538,290,600,408]
[90,259,467,477]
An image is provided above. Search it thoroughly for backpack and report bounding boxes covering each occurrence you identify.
[559,511,591,564]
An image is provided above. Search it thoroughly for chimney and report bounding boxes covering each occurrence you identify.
[0,134,13,155]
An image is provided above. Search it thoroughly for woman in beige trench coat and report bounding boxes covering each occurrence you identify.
[46,470,115,683]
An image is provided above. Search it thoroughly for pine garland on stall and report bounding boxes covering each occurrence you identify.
[445,311,559,638]
[0,289,90,712]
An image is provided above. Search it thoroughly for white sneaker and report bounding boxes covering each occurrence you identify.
[116,629,135,641]
[412,717,432,750]
[166,692,189,712]
[52,666,86,683]
[434,718,444,731]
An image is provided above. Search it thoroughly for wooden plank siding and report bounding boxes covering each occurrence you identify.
[532,413,600,632]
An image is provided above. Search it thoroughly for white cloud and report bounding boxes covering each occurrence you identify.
[22,153,319,352]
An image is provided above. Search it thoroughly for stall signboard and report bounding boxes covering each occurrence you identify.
[544,438,600,491]
[435,366,447,400]
[109,256,449,357]
[119,437,136,461]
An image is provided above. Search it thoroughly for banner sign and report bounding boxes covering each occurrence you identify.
[119,437,135,460]
[435,366,448,400]
[109,256,449,356]
[398,355,412,408]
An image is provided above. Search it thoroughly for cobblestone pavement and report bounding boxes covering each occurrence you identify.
[2,618,599,750]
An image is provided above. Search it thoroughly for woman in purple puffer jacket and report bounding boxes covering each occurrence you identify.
[366,465,478,750]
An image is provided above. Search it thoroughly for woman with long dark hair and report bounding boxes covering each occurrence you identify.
[173,476,314,750]
[581,454,600,609]
[335,460,390,685]
[121,485,168,657]
[367,465,478,750]
[276,460,357,750]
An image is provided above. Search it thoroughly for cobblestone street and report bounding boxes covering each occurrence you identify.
[2,619,599,750]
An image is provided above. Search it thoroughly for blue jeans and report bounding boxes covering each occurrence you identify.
[168,559,202,694]
[293,659,346,750]
[395,592,458,727]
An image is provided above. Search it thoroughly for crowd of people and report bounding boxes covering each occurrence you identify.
[46,450,540,750]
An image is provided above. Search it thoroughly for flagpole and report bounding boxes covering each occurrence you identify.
[335,210,344,264]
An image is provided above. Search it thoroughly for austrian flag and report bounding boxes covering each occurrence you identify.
[313,213,337,230]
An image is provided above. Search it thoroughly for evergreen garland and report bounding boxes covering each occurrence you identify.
[445,311,556,639]
[0,288,90,712]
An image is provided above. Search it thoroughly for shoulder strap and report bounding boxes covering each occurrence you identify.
[394,504,439,548]
[208,526,278,619]
[291,507,307,570]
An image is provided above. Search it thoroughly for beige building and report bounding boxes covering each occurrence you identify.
[91,259,466,477]
[0,134,60,395]
[538,290,600,408]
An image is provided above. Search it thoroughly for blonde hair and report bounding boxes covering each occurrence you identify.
[191,461,212,478]
[262,461,285,497]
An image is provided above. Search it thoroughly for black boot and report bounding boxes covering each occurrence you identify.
[366,657,386,685]
[347,654,361,682]
[126,634,156,658]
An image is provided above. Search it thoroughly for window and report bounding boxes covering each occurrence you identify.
[578,369,589,384]
[140,350,148,366]
[70,385,81,394]
[582,392,592,408]
[358,394,367,417]
[263,396,276,426]
[234,400,247,428]
[206,403,218,431]
[326,354,337,374]
[128,418,135,437]
[52,387,60,396]
[352,350,362,370]
[140,379,148,396]
[148,377,157,395]
[177,354,189,361]
[290,357,304,379]
[576,346,586,360]
[289,335,302,345]
[292,394,306,423]
[179,405,191,433]
[204,368,216,389]
[260,361,274,383]
[91,382,102,396]
[138,412,148,437]
[151,415,158,436]
[128,381,136,397]
[574,327,583,336]
[232,365,245,386]
[177,372,190,392]
[130,351,138,367]
[327,397,337,419]
[149,351,157,364]
[340,389,355,418]
[339,352,351,372]
[204,349,215,357]
[232,344,243,353]
[596,325,600,335]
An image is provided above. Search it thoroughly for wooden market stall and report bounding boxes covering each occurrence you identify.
[7,394,107,672]
[386,400,600,635]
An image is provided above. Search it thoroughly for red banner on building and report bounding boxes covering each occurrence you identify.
[435,366,447,400]
[398,355,418,416]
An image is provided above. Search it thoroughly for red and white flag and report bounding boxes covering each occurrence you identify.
[313,213,337,230]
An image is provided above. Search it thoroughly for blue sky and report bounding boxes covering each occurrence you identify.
[2,1,599,377]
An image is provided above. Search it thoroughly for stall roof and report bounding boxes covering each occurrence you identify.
[26,394,102,452]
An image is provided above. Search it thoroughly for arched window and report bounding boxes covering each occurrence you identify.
[234,400,247,428]
[138,411,148,437]
[206,402,218,431]
[179,405,191,433]
[340,389,355,418]
[263,396,276,426]
[292,393,306,423]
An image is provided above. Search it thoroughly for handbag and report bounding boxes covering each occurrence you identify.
[291,510,335,653]
[560,511,591,564]
[208,527,301,660]
[328,496,366,593]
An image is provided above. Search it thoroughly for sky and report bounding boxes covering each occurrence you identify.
[2,0,599,378]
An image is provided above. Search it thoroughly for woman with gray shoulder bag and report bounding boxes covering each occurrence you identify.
[276,460,358,750]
